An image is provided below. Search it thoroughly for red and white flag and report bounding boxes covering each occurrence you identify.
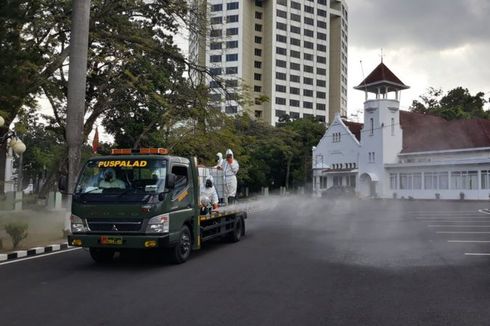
[92,127,99,154]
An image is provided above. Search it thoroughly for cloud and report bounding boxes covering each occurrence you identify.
[349,0,490,50]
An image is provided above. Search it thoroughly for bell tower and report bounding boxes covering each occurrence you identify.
[354,61,409,197]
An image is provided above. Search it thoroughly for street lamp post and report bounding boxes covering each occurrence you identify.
[0,116,27,192]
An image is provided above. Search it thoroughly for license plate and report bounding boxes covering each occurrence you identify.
[100,236,123,245]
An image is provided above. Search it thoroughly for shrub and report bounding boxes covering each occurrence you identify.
[4,223,29,249]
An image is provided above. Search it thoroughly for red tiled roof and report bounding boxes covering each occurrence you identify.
[342,120,363,141]
[343,111,490,153]
[354,62,409,92]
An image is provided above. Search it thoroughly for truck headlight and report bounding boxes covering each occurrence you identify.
[146,214,170,233]
[71,214,88,233]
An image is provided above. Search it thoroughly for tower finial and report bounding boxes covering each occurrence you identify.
[379,48,384,63]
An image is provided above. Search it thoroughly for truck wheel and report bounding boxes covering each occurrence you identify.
[228,217,243,243]
[170,225,192,264]
[89,248,114,263]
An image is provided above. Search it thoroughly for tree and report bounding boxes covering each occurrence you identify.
[409,87,489,120]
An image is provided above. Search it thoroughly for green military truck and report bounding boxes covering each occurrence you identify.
[64,148,246,264]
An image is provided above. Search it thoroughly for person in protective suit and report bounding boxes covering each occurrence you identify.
[99,168,126,189]
[213,152,224,168]
[218,149,239,205]
[200,175,219,215]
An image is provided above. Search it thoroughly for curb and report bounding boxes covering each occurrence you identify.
[0,242,71,262]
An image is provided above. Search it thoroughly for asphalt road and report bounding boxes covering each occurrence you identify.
[2,197,490,326]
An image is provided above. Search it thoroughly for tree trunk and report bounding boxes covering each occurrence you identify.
[0,138,7,195]
[285,155,292,190]
[65,0,91,231]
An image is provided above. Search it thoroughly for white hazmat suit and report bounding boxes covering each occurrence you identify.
[222,149,239,200]
[200,175,219,208]
[214,152,224,168]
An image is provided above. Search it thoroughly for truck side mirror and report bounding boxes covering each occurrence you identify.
[58,175,68,192]
[166,173,176,189]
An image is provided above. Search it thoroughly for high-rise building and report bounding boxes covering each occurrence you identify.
[189,0,348,125]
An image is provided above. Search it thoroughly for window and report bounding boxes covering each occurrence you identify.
[290,75,300,83]
[290,38,301,46]
[290,99,300,107]
[304,77,313,85]
[290,112,300,119]
[171,165,189,199]
[255,110,262,118]
[482,170,490,189]
[370,118,374,135]
[226,28,238,36]
[303,101,313,109]
[304,17,314,25]
[317,79,326,87]
[275,109,286,117]
[254,85,262,92]
[304,41,314,49]
[255,0,263,7]
[210,42,222,50]
[317,56,327,64]
[211,16,223,24]
[226,53,238,61]
[290,87,300,95]
[291,1,301,10]
[225,105,238,114]
[317,32,327,40]
[255,11,262,19]
[255,24,262,32]
[317,115,326,122]
[290,25,301,34]
[290,62,301,70]
[290,13,301,22]
[303,89,313,97]
[276,59,287,68]
[317,20,327,29]
[210,29,222,37]
[390,173,398,190]
[226,15,239,23]
[276,47,287,55]
[211,4,223,12]
[275,84,287,93]
[275,97,286,105]
[276,9,287,18]
[226,40,238,48]
[225,80,238,87]
[276,71,287,80]
[226,66,238,74]
[254,61,262,68]
[304,53,313,61]
[413,173,422,189]
[254,73,261,81]
[304,65,314,73]
[368,152,376,163]
[210,55,221,63]
[316,103,326,111]
[225,92,238,100]
[318,0,327,4]
[400,173,412,190]
[451,171,478,189]
[320,176,328,189]
[209,93,222,101]
[276,22,287,31]
[317,67,326,75]
[209,80,219,88]
[317,91,326,99]
[304,5,314,13]
[277,0,287,5]
[304,29,314,37]
[317,44,327,52]
[254,48,262,56]
[209,68,222,76]
[255,36,262,44]
[318,9,327,17]
[276,34,287,43]
[290,50,301,58]
[332,132,341,143]
[226,2,239,10]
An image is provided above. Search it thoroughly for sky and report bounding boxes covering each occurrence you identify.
[346,0,490,120]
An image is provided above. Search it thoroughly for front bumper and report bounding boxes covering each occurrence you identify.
[68,233,176,249]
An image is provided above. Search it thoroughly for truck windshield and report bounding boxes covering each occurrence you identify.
[75,158,167,199]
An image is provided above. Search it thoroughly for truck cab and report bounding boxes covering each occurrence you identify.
[67,148,246,264]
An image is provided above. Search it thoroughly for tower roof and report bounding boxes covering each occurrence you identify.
[354,62,409,94]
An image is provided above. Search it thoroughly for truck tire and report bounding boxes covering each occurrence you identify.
[170,225,192,264]
[89,248,115,263]
[228,217,243,243]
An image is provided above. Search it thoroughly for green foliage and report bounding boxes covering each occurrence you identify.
[4,222,28,249]
[409,87,489,120]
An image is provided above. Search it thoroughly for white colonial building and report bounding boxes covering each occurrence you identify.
[313,62,490,200]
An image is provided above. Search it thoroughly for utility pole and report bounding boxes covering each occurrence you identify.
[65,0,90,230]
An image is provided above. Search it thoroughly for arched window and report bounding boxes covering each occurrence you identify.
[370,118,374,135]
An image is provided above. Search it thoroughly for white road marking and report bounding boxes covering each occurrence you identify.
[416,217,490,220]
[448,240,490,243]
[465,253,490,256]
[0,248,81,267]
[429,225,490,228]
[436,231,490,234]
[425,221,490,223]
[478,209,490,215]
